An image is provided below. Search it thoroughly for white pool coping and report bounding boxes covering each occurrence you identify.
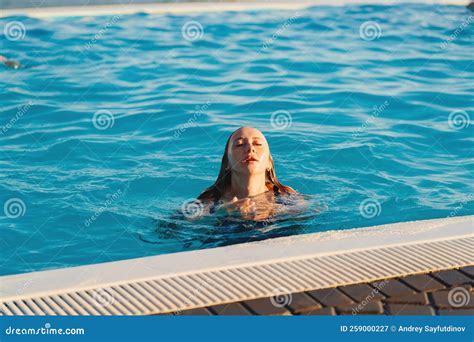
[0,0,470,18]
[1,215,472,315]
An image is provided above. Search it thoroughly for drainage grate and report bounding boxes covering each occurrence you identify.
[1,235,472,315]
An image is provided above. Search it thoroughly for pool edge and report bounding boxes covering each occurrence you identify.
[1,215,473,315]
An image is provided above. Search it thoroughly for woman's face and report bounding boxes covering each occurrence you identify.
[227,127,270,176]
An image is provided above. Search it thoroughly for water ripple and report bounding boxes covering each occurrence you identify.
[0,4,472,275]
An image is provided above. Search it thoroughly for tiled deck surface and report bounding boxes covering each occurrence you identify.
[166,266,474,316]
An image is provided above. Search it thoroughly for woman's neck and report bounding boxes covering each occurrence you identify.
[229,173,268,199]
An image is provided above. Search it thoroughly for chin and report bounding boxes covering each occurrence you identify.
[242,165,265,174]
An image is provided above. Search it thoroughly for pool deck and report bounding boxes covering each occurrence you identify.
[1,215,472,315]
[0,0,471,18]
[174,266,474,315]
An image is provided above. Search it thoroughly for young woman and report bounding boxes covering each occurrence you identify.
[197,126,296,220]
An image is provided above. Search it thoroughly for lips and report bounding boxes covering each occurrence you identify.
[242,155,259,163]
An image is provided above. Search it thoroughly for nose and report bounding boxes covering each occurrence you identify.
[247,143,255,153]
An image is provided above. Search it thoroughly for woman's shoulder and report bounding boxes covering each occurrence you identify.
[272,184,297,195]
[197,187,219,202]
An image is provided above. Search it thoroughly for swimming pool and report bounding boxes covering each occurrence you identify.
[1,3,473,276]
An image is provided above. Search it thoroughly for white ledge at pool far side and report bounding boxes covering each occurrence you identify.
[0,0,471,18]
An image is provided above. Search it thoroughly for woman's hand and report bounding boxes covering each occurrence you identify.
[219,196,276,221]
[223,197,257,215]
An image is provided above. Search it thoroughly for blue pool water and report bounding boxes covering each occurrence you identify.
[1,4,473,276]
